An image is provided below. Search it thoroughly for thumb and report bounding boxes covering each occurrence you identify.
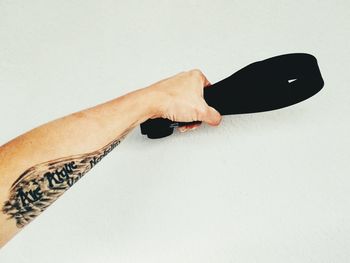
[200,106,222,126]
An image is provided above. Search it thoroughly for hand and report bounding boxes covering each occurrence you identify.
[147,69,222,132]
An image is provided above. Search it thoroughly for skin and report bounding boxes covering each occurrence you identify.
[0,69,221,248]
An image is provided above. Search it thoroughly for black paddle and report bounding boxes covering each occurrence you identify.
[140,53,324,139]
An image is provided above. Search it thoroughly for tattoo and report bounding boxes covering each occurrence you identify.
[2,130,130,228]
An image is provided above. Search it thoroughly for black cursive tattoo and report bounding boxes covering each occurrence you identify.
[2,130,129,228]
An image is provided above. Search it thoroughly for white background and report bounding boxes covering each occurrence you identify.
[0,0,349,262]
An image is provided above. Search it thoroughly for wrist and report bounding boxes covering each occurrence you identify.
[136,86,168,120]
[125,86,166,126]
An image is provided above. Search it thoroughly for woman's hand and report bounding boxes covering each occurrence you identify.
[147,69,222,132]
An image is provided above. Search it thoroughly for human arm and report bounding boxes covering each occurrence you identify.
[0,69,221,247]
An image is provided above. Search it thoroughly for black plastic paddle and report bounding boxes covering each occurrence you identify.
[140,53,324,139]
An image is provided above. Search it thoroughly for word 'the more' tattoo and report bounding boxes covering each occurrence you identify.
[2,131,129,228]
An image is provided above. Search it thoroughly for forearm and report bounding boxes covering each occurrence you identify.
[0,87,159,247]
[0,69,221,248]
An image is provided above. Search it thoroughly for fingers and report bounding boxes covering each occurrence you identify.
[202,74,211,87]
[191,70,220,126]
[178,104,222,133]
[195,71,221,126]
[201,106,222,126]
[178,123,201,133]
[188,69,211,88]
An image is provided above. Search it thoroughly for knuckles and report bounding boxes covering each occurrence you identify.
[187,69,208,86]
[188,69,205,79]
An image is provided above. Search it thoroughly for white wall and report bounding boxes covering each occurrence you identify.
[0,0,349,262]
